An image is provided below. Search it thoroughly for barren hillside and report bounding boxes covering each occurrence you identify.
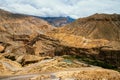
[0,9,120,80]
[57,13,120,41]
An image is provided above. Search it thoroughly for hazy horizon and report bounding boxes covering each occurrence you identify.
[0,0,120,19]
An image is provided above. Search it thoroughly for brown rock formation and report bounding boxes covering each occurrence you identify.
[0,57,120,80]
[0,57,22,76]
[0,45,4,53]
[0,9,120,79]
[49,14,120,68]
[57,13,120,41]
[0,9,54,54]
[0,9,54,43]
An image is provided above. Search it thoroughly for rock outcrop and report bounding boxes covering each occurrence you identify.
[0,9,120,79]
[0,56,120,80]
[0,45,4,53]
[50,14,120,68]
[0,9,54,55]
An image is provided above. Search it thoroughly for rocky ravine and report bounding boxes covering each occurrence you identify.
[51,13,120,68]
[0,9,120,80]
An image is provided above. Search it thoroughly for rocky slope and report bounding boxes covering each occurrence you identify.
[0,9,109,56]
[0,9,120,79]
[48,13,120,68]
[57,13,120,41]
[0,9,55,55]
[0,9,54,42]
[0,56,120,80]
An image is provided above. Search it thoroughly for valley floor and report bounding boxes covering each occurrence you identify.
[0,55,120,80]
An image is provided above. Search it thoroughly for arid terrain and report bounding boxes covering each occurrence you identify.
[0,9,120,80]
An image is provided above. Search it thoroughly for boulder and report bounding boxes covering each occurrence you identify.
[0,45,4,53]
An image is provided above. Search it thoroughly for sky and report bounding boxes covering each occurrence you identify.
[0,0,120,18]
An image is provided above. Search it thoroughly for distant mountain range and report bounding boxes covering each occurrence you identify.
[39,16,75,27]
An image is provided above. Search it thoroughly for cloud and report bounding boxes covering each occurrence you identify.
[0,0,120,18]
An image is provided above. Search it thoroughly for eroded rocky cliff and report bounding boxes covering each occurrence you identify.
[0,9,120,80]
